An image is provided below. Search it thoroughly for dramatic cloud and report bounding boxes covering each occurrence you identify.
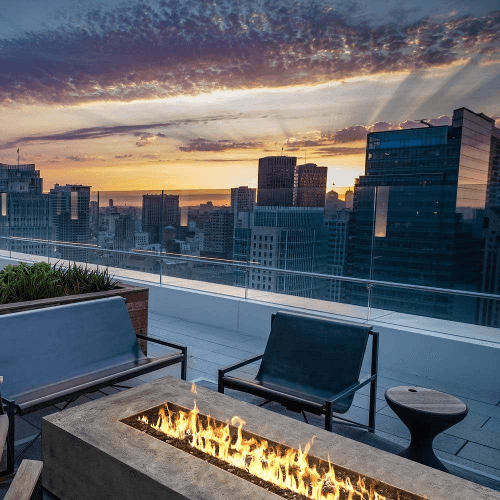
[332,126,369,143]
[0,113,241,150]
[0,1,498,105]
[370,122,394,133]
[115,154,133,159]
[66,154,104,161]
[179,138,263,152]
[135,132,166,147]
[314,146,366,156]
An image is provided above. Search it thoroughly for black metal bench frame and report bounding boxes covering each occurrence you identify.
[1,333,187,478]
[218,314,378,434]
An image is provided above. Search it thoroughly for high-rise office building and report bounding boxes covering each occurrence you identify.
[486,127,500,208]
[49,184,91,262]
[142,194,180,245]
[0,163,43,193]
[231,186,256,214]
[257,156,297,206]
[294,163,328,207]
[324,210,350,302]
[0,163,49,255]
[114,214,135,252]
[478,207,500,327]
[230,186,256,286]
[344,107,498,323]
[202,208,234,260]
[249,206,328,297]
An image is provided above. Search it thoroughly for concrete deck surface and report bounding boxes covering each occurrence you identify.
[1,310,500,498]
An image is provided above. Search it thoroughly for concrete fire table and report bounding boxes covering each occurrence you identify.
[42,376,498,500]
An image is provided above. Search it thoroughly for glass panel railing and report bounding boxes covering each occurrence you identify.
[0,183,499,332]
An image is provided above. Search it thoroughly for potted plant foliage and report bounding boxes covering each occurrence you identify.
[0,262,149,353]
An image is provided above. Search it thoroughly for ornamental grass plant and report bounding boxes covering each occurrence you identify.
[0,262,119,305]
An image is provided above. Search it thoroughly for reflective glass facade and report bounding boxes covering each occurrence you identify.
[345,108,497,324]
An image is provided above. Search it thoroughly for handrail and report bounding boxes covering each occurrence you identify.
[1,235,499,302]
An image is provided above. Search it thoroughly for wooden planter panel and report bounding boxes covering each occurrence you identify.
[0,284,149,355]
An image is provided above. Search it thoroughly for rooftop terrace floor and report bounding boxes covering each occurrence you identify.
[2,310,500,498]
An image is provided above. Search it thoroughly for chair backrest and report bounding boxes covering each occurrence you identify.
[0,297,144,400]
[256,311,372,399]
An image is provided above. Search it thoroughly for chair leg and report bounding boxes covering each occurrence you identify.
[369,331,379,433]
[301,410,309,424]
[369,378,377,433]
[5,401,15,476]
[325,402,333,432]
[181,359,187,381]
[217,372,224,394]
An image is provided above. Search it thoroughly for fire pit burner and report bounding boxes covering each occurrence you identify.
[122,401,423,500]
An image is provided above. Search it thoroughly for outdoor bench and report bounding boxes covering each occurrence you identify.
[0,296,187,476]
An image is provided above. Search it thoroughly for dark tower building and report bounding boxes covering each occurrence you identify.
[294,163,328,207]
[344,107,498,324]
[114,214,135,252]
[142,194,180,245]
[202,208,234,260]
[49,184,91,262]
[257,156,297,206]
[486,127,500,208]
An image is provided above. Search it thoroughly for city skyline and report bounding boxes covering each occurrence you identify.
[0,0,499,191]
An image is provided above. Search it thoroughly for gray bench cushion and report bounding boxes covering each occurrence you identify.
[0,297,157,409]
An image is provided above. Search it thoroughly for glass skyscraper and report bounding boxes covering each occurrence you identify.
[344,107,498,323]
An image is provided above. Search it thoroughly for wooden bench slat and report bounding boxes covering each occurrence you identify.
[4,460,43,500]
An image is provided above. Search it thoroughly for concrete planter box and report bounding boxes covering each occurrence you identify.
[0,283,149,354]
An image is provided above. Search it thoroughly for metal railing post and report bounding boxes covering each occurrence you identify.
[367,284,374,322]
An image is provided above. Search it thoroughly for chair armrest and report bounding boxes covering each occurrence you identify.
[218,354,263,377]
[326,374,377,404]
[135,334,187,355]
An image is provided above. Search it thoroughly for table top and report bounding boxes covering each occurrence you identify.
[385,386,468,416]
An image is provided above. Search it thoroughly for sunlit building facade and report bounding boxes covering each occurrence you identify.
[294,163,328,207]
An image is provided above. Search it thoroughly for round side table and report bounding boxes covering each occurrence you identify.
[385,386,468,472]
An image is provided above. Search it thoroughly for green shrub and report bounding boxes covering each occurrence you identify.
[0,262,118,304]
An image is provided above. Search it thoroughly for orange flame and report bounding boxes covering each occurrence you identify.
[138,402,388,500]
[191,383,197,394]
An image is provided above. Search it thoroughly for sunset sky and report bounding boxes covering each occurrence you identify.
[0,0,499,193]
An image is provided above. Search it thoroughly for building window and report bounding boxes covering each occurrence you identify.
[259,235,262,241]
[265,236,268,241]
[264,260,266,265]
